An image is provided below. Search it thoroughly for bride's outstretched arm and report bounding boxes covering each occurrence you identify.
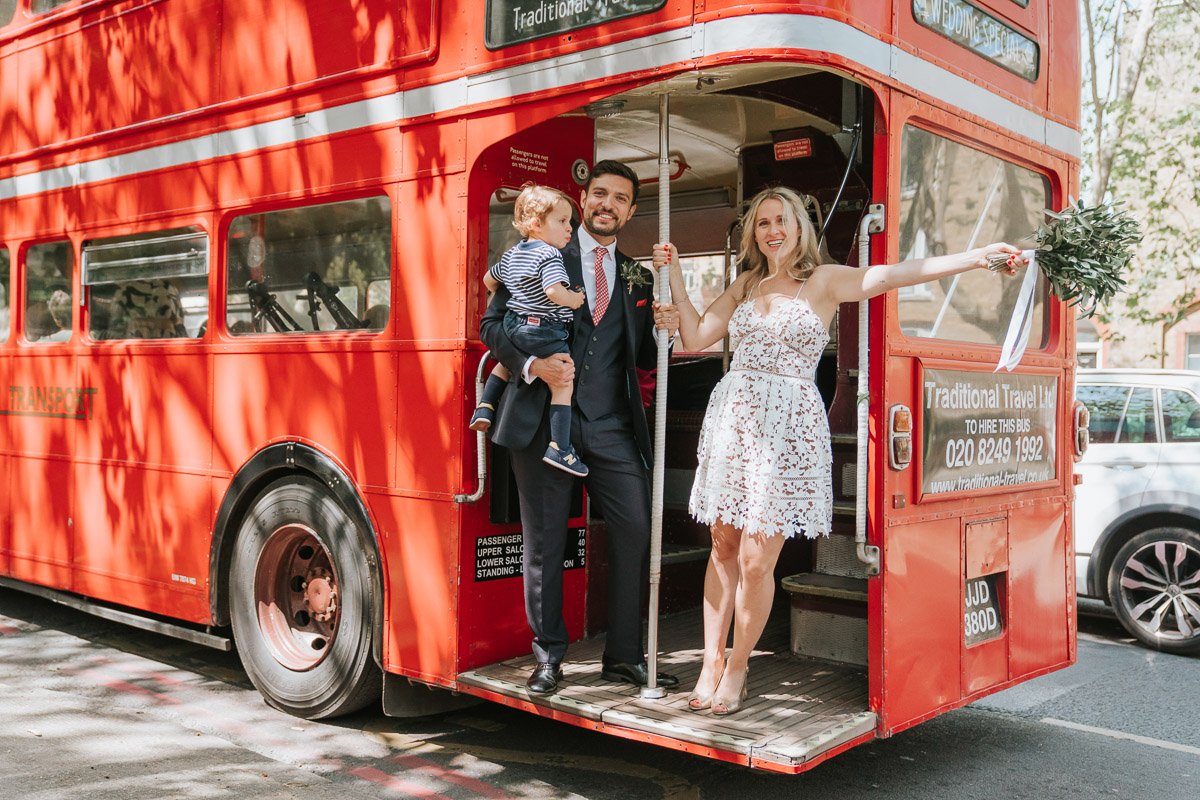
[653,243,751,352]
[818,243,1024,305]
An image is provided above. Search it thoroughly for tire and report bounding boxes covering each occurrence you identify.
[229,476,382,718]
[1107,527,1200,656]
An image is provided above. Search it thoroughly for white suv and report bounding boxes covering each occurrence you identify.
[1075,369,1200,655]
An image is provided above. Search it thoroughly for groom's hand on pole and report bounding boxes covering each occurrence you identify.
[531,353,575,389]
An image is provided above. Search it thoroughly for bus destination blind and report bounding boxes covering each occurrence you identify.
[486,0,667,49]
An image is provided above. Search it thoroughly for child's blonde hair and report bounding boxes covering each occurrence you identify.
[512,184,572,237]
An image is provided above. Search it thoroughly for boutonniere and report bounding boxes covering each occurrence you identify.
[620,259,652,294]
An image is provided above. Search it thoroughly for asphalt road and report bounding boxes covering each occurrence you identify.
[1,590,1196,800]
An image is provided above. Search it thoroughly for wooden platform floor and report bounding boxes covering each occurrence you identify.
[458,611,875,768]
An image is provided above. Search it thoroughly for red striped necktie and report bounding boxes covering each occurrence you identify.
[593,246,609,324]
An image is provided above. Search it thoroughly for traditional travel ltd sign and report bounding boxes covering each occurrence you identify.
[921,369,1057,496]
[486,0,666,49]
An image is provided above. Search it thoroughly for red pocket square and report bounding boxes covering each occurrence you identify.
[636,299,649,307]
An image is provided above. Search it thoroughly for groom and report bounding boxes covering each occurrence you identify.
[480,160,680,695]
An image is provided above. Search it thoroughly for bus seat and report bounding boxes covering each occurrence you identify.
[107,279,187,339]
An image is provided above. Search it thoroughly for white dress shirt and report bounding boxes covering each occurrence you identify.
[576,225,617,317]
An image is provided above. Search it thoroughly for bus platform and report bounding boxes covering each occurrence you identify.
[457,610,875,768]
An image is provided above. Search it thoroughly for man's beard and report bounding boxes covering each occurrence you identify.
[584,210,622,237]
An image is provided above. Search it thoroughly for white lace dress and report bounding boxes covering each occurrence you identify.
[689,295,832,539]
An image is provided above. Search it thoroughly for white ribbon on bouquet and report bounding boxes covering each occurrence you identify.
[995,249,1039,372]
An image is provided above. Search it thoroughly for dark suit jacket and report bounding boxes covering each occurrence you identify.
[479,232,659,467]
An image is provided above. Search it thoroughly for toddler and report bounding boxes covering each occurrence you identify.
[471,185,588,477]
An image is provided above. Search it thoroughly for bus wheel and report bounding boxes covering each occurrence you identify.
[1107,527,1200,656]
[229,476,381,718]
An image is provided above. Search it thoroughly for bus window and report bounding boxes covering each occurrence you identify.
[675,253,728,353]
[83,226,208,340]
[23,241,73,343]
[226,196,391,335]
[487,189,522,267]
[1,0,15,27]
[29,0,71,15]
[0,248,9,341]
[897,126,1050,347]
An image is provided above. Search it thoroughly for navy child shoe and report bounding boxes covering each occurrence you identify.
[469,403,495,432]
[543,443,589,477]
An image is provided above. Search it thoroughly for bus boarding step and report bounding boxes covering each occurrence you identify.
[780,573,867,666]
[661,542,711,566]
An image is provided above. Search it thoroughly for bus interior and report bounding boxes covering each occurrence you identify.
[460,65,882,768]
[459,56,1053,767]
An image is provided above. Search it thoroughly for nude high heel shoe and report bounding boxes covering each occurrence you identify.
[686,668,723,711]
[710,669,749,716]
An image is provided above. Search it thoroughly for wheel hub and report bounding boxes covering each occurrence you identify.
[253,523,341,671]
[303,568,338,622]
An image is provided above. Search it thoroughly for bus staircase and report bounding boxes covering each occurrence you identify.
[459,440,875,768]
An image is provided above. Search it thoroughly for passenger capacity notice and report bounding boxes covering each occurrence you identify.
[921,369,1057,495]
[474,528,586,581]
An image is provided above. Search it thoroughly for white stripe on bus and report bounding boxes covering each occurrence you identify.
[0,14,1081,203]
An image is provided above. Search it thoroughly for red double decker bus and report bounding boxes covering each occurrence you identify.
[0,0,1085,772]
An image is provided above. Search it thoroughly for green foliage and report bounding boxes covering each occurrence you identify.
[990,200,1142,317]
[1035,200,1142,317]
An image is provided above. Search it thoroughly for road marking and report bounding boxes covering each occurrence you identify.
[1041,718,1200,757]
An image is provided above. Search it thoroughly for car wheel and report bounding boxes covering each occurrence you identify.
[1107,527,1200,656]
[229,476,381,718]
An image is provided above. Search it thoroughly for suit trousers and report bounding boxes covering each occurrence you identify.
[509,410,652,666]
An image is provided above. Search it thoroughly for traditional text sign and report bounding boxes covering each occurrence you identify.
[922,369,1057,495]
[486,0,666,49]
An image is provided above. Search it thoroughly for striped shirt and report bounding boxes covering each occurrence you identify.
[488,239,573,322]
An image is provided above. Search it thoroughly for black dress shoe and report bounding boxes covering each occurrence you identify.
[600,659,679,688]
[526,662,563,695]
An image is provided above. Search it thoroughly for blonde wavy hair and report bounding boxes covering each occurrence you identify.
[512,184,572,237]
[737,186,823,299]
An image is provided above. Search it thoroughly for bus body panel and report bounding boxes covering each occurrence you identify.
[0,3,1074,176]
[368,488,458,684]
[0,0,1081,769]
[72,346,213,620]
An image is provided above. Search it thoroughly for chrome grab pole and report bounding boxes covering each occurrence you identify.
[642,92,671,700]
[453,352,492,504]
[855,210,883,574]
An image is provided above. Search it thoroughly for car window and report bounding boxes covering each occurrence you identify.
[1078,384,1130,444]
[1161,388,1200,443]
[1117,387,1157,444]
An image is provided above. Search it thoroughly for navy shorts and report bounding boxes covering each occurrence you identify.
[503,310,571,358]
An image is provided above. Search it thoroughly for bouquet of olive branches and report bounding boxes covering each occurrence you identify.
[987,199,1141,318]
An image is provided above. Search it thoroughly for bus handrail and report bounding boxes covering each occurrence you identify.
[856,207,884,575]
[454,352,492,504]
